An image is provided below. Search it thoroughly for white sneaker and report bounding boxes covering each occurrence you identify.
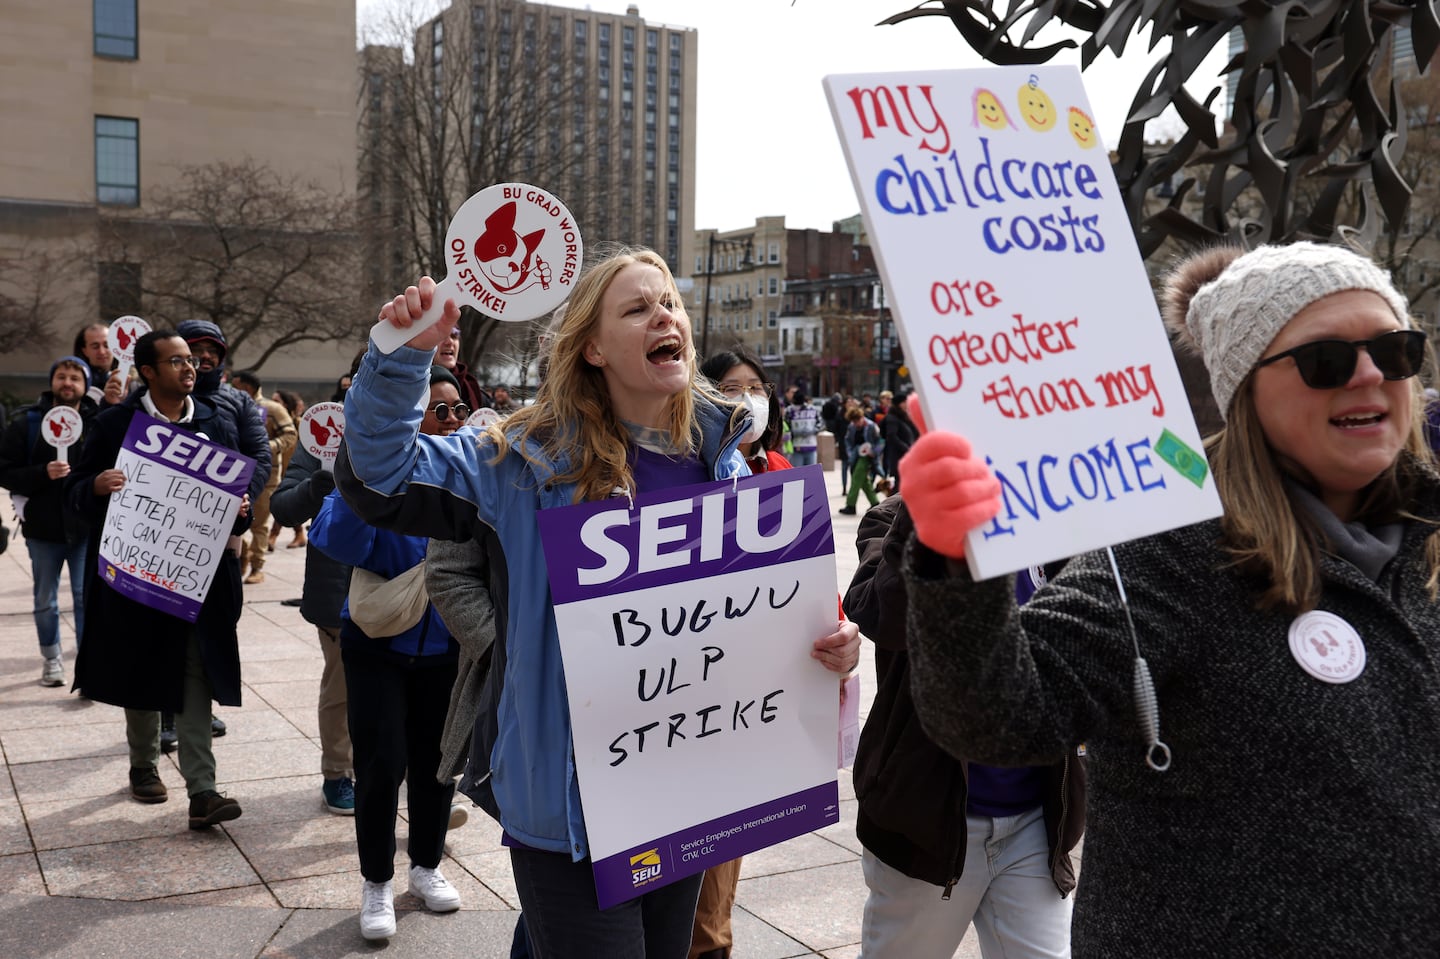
[408,864,461,912]
[448,803,469,830]
[359,879,396,940]
[40,658,64,688]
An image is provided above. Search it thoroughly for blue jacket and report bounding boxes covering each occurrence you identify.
[310,486,454,659]
[336,341,749,859]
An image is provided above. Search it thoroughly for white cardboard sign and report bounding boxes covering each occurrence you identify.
[299,402,345,472]
[40,407,83,464]
[825,66,1222,579]
[107,314,151,385]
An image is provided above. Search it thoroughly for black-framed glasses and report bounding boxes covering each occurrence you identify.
[163,356,202,370]
[717,382,773,400]
[430,402,472,422]
[1253,329,1427,389]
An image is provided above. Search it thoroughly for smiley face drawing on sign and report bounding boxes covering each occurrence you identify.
[370,182,583,354]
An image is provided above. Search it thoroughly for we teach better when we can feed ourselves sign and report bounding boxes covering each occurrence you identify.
[826,65,1222,579]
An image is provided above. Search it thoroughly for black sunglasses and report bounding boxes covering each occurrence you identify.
[1253,329,1427,389]
[431,402,472,422]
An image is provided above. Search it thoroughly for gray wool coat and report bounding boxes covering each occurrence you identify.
[904,470,1440,958]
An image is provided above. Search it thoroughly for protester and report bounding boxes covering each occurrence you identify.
[332,374,352,404]
[230,369,296,585]
[844,496,1083,957]
[701,346,791,474]
[268,389,308,550]
[66,330,255,829]
[839,406,881,516]
[491,384,520,415]
[73,322,125,407]
[690,347,795,959]
[785,390,820,468]
[898,241,1440,955]
[311,364,466,941]
[335,248,861,957]
[434,322,493,412]
[161,321,272,745]
[821,392,849,494]
[879,386,918,494]
[270,443,355,816]
[0,356,99,686]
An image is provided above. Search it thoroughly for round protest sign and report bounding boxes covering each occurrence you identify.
[370,183,583,353]
[299,402,346,472]
[41,406,83,463]
[108,315,151,384]
[465,407,501,430]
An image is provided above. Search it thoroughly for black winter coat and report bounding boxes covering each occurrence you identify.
[65,394,250,710]
[0,393,99,545]
[270,445,349,629]
[843,496,1084,894]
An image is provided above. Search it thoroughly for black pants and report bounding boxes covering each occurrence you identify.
[510,846,703,959]
[342,644,458,882]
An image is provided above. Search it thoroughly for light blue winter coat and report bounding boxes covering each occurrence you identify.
[335,341,749,859]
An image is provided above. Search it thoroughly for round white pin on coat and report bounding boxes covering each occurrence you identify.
[1288,611,1366,684]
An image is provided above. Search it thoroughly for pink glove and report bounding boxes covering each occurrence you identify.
[899,396,1001,560]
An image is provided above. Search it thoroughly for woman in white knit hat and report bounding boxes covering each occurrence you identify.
[892,241,1440,956]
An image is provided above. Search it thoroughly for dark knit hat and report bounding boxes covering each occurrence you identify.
[50,355,91,390]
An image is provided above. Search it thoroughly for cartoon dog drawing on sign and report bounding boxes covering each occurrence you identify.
[474,202,553,295]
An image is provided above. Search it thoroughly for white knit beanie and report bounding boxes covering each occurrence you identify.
[1184,242,1410,419]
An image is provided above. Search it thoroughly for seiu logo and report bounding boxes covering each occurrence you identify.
[629,849,662,887]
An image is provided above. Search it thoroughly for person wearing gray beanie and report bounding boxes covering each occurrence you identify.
[871,240,1440,956]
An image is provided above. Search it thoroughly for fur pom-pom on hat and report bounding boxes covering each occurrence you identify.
[1161,242,1409,420]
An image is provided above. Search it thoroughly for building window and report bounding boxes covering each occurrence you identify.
[94,0,137,58]
[769,277,779,295]
[768,242,780,263]
[95,116,138,205]
[98,261,141,318]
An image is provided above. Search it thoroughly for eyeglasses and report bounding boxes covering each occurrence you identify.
[717,383,773,400]
[162,356,202,370]
[430,402,472,422]
[1253,329,1427,389]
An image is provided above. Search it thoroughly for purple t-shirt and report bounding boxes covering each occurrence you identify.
[628,444,709,492]
[967,566,1049,818]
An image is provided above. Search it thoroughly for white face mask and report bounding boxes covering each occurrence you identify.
[740,393,770,444]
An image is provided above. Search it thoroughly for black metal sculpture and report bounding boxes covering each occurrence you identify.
[884,0,1440,257]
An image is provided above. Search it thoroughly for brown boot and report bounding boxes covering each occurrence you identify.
[244,568,265,585]
[188,790,242,829]
[129,766,168,804]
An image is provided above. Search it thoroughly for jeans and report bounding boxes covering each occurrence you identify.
[510,846,704,959]
[860,806,1071,958]
[27,538,86,658]
[789,448,817,467]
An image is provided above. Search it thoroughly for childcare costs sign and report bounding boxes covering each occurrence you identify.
[537,466,840,909]
[826,66,1222,579]
[98,412,256,622]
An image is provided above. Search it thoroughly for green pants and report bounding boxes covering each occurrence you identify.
[126,632,217,797]
[846,456,879,510]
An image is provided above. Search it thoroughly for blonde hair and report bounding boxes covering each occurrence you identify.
[489,246,702,503]
[1208,373,1440,612]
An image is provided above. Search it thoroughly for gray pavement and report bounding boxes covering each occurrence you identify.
[0,465,983,958]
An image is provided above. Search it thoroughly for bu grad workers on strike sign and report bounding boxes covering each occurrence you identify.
[824,66,1222,579]
[98,412,256,622]
[536,466,841,909]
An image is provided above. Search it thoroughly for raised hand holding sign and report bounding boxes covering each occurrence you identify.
[370,183,583,354]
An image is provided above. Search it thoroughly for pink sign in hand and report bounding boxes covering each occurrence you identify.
[41,407,83,464]
[299,402,345,472]
[370,183,583,354]
[107,314,151,385]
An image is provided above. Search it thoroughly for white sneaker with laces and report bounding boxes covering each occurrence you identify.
[359,879,396,940]
[448,803,469,830]
[40,658,64,687]
[409,864,462,912]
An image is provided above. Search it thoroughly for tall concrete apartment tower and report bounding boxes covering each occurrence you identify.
[364,0,698,293]
[0,0,358,387]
